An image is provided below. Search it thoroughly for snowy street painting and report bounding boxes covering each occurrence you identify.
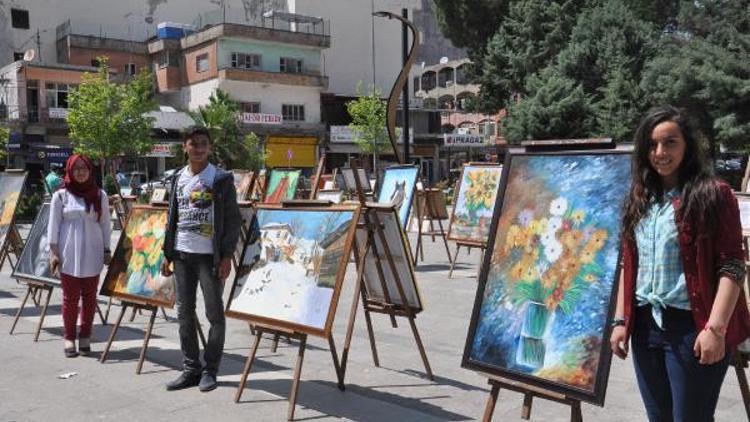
[228,207,357,333]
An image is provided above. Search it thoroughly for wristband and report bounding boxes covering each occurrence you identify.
[610,317,626,328]
[703,322,727,337]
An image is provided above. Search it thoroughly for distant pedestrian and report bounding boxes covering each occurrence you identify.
[45,164,64,194]
[48,154,111,358]
[610,105,750,421]
[161,126,241,392]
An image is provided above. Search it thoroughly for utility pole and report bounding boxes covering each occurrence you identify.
[36,29,42,62]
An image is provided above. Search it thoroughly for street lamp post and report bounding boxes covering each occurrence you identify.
[372,10,419,165]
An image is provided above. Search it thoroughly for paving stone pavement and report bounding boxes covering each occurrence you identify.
[0,223,747,421]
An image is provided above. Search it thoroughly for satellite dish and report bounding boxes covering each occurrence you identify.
[439,56,449,64]
[145,16,154,24]
[23,49,35,62]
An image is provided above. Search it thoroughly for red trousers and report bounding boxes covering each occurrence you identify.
[60,273,99,341]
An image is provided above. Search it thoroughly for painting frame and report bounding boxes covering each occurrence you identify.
[735,192,750,235]
[461,149,632,406]
[225,203,361,338]
[12,203,59,286]
[99,205,176,308]
[377,164,419,229]
[0,171,27,257]
[355,204,424,313]
[264,168,302,204]
[447,163,503,245]
[340,167,371,193]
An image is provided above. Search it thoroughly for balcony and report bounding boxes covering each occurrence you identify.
[219,67,328,88]
[22,107,69,127]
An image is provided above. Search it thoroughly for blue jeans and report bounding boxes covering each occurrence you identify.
[632,306,730,422]
[173,252,226,375]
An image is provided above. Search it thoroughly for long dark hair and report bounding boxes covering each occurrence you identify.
[622,105,719,240]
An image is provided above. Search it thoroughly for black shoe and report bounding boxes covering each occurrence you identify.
[198,372,218,392]
[165,371,201,391]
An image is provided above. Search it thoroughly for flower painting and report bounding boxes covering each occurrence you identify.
[463,152,631,405]
[377,165,419,229]
[264,169,301,204]
[100,206,175,308]
[0,172,26,251]
[448,164,503,244]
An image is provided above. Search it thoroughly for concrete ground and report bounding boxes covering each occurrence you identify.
[0,223,747,421]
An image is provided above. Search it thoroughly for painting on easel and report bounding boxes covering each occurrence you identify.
[377,165,419,229]
[227,205,360,336]
[232,170,255,201]
[99,206,176,308]
[13,203,58,285]
[264,168,301,204]
[0,171,27,251]
[462,151,631,405]
[448,164,503,245]
[355,206,423,312]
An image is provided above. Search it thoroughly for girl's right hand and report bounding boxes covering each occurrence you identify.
[50,256,60,278]
[610,326,629,359]
[160,259,173,277]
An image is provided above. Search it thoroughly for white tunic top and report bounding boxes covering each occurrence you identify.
[48,189,111,278]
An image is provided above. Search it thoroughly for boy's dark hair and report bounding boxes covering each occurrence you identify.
[183,126,212,143]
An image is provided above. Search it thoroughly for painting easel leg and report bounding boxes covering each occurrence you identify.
[9,285,33,335]
[341,253,366,379]
[288,335,307,421]
[160,307,169,320]
[100,303,128,363]
[96,302,107,325]
[733,350,750,418]
[103,296,113,325]
[570,400,582,422]
[136,306,157,374]
[448,244,461,278]
[482,381,501,422]
[235,330,263,403]
[33,286,53,342]
[327,334,344,391]
[408,316,433,380]
[271,333,281,353]
[31,286,41,307]
[522,394,533,419]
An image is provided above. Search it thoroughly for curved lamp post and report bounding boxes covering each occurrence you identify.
[373,10,420,165]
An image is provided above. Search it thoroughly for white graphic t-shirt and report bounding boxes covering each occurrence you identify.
[175,164,216,254]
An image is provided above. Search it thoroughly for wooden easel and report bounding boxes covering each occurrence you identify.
[234,323,344,420]
[100,299,158,374]
[482,374,583,422]
[413,187,452,265]
[0,224,25,272]
[732,234,750,418]
[448,241,486,279]
[308,155,326,200]
[339,162,434,382]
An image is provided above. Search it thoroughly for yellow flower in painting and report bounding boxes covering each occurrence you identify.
[584,273,598,283]
[579,245,597,264]
[146,246,161,267]
[589,229,608,250]
[561,230,583,252]
[130,253,145,273]
[571,210,585,225]
[560,254,582,278]
[541,265,562,289]
[506,225,520,245]
[510,262,525,280]
[464,169,499,209]
[528,220,542,235]
[0,192,19,225]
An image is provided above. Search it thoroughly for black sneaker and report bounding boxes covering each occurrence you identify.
[165,371,201,391]
[198,372,218,392]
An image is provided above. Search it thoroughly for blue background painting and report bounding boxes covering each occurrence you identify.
[377,166,419,228]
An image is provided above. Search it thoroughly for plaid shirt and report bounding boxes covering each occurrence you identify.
[635,189,691,328]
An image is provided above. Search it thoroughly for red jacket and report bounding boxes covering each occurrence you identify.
[621,181,750,349]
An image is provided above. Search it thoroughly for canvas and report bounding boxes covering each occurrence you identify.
[448,164,503,244]
[736,193,750,235]
[377,165,419,229]
[100,206,176,308]
[355,206,423,312]
[150,188,167,203]
[0,172,27,251]
[233,170,255,201]
[316,190,344,204]
[13,203,58,285]
[264,169,301,204]
[462,151,631,405]
[340,168,370,192]
[227,205,359,336]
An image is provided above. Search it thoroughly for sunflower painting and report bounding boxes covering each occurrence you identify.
[0,172,26,251]
[462,152,631,406]
[448,164,502,244]
[100,206,175,308]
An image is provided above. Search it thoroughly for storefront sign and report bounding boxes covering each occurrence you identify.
[241,113,283,125]
[48,108,68,119]
[443,134,488,147]
[146,143,176,157]
[330,125,354,143]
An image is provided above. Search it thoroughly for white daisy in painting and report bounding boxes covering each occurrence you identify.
[547,216,562,233]
[549,197,568,216]
[518,209,534,227]
[544,239,562,262]
[540,226,557,248]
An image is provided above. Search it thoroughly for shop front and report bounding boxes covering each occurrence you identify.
[265,136,319,169]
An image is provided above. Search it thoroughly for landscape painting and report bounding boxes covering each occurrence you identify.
[462,151,631,405]
[0,171,27,251]
[100,206,176,308]
[377,165,419,229]
[13,203,58,285]
[227,205,359,336]
[264,169,301,204]
[448,164,503,244]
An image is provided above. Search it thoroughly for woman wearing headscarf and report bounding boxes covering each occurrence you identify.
[48,154,111,357]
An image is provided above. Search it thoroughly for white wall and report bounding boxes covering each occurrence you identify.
[180,78,220,111]
[218,79,321,123]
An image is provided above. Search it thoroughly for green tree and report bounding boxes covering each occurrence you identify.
[0,125,8,164]
[346,84,390,174]
[67,58,156,173]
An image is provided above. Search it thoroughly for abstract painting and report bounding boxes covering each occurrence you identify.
[13,203,58,285]
[227,205,360,336]
[355,205,423,312]
[0,171,26,252]
[448,164,503,244]
[462,151,631,405]
[100,206,176,308]
[264,168,301,204]
[377,165,419,229]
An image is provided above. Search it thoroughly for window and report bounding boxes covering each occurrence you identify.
[279,57,303,74]
[124,63,136,76]
[13,52,24,61]
[45,83,70,109]
[11,9,30,29]
[242,102,261,113]
[159,50,180,68]
[282,104,305,122]
[196,53,209,73]
[231,53,261,70]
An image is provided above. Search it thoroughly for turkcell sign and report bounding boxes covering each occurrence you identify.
[443,134,487,147]
[242,113,283,124]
